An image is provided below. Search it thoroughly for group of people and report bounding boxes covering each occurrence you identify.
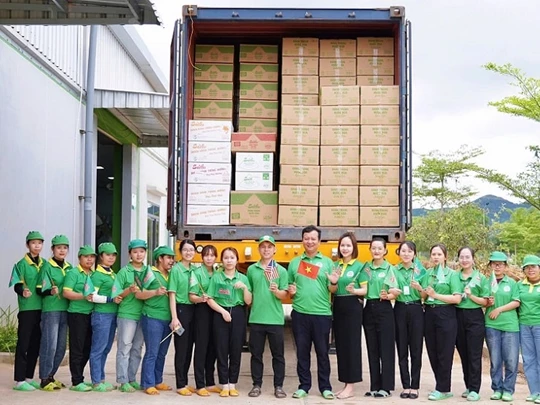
[8,226,540,402]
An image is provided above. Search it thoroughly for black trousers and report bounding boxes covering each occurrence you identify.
[291,309,332,393]
[456,307,485,393]
[394,301,424,389]
[14,310,41,382]
[67,312,92,385]
[213,305,246,384]
[363,300,395,392]
[248,323,285,388]
[193,303,216,389]
[424,305,457,393]
[333,295,363,383]
[173,303,195,388]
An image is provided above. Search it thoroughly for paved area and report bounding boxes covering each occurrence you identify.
[0,325,528,404]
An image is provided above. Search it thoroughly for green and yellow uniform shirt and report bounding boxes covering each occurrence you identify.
[518,279,540,326]
[334,259,368,296]
[141,267,171,322]
[288,252,333,316]
[207,270,251,307]
[11,255,43,311]
[41,258,72,312]
[168,262,195,305]
[189,265,214,296]
[116,263,144,321]
[364,260,396,300]
[457,269,490,309]
[247,261,288,325]
[63,266,94,315]
[395,263,424,303]
[91,265,118,314]
[420,266,462,305]
[485,275,520,332]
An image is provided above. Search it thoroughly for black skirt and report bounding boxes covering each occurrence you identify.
[333,295,363,383]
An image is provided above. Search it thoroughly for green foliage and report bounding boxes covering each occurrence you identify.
[0,306,18,353]
[494,208,540,259]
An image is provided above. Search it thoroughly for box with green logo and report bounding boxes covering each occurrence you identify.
[239,82,279,100]
[238,118,278,134]
[194,64,234,82]
[239,63,279,82]
[319,206,359,226]
[239,100,278,119]
[235,171,273,191]
[235,153,274,172]
[239,45,279,63]
[195,45,235,63]
[230,191,278,225]
[193,100,233,119]
[194,82,233,100]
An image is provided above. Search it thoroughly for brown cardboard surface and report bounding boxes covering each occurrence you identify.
[356,57,395,76]
[359,186,399,206]
[194,82,234,100]
[230,191,278,225]
[195,45,235,63]
[356,37,394,56]
[281,105,321,126]
[238,118,278,134]
[281,125,320,145]
[320,126,360,145]
[320,145,360,165]
[282,38,319,56]
[239,82,279,100]
[279,145,319,165]
[319,58,356,77]
[320,39,357,58]
[320,166,359,185]
[282,57,319,76]
[279,185,319,206]
[193,100,233,119]
[360,145,400,165]
[239,63,279,82]
[321,106,360,126]
[319,206,359,226]
[319,186,358,206]
[194,64,234,82]
[360,165,400,186]
[239,44,279,63]
[278,205,318,226]
[357,76,394,86]
[360,206,400,227]
[361,125,400,145]
[231,133,277,152]
[281,94,319,106]
[238,100,279,119]
[281,75,319,94]
[320,76,358,87]
[319,85,360,106]
[360,86,399,105]
[280,165,320,185]
[361,106,400,125]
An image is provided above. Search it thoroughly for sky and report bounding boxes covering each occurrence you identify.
[137,0,540,202]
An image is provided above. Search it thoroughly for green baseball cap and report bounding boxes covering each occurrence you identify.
[489,251,508,262]
[128,239,148,251]
[78,245,96,257]
[258,235,276,246]
[51,235,70,246]
[522,254,540,268]
[98,242,118,255]
[153,245,175,262]
[26,231,44,242]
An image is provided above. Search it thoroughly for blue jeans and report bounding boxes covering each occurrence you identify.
[520,324,540,396]
[39,311,68,380]
[485,327,519,394]
[140,315,172,389]
[116,317,144,384]
[89,312,117,384]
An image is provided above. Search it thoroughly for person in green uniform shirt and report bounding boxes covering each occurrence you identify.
[287,225,338,400]
[89,242,122,391]
[38,235,72,391]
[455,247,489,402]
[331,232,368,400]
[189,244,220,396]
[63,245,97,392]
[247,235,288,399]
[169,239,197,396]
[114,239,147,393]
[9,231,45,392]
[207,247,252,398]
[136,245,174,395]
[484,251,520,402]
[518,254,540,403]
[411,243,462,401]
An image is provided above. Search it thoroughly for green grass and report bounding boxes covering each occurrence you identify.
[0,306,18,353]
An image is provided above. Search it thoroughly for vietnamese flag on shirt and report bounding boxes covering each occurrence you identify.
[297,261,320,280]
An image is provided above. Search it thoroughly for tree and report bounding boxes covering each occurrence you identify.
[494,208,540,259]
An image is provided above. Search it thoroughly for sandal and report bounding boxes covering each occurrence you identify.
[207,386,222,393]
[177,387,192,396]
[120,383,136,393]
[230,389,239,397]
[129,381,141,390]
[410,390,419,399]
[70,382,92,392]
[53,379,66,389]
[220,389,230,397]
[400,391,410,399]
[275,386,287,398]
[145,387,160,395]
[293,389,308,399]
[92,383,109,392]
[155,383,172,391]
[197,388,210,396]
[374,390,391,398]
[428,391,453,401]
[249,386,262,397]
[13,382,36,391]
[322,390,335,400]
[365,391,377,397]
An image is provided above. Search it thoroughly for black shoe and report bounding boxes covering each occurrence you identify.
[409,390,419,399]
[248,386,261,397]
[274,386,287,398]
[400,391,410,399]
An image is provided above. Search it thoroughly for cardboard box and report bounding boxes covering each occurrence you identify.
[278,205,318,226]
[188,141,231,163]
[238,118,278,134]
[239,100,279,119]
[281,105,321,126]
[194,82,233,100]
[320,39,357,58]
[194,64,234,82]
[361,85,399,105]
[281,125,320,145]
[320,76,357,87]
[186,205,230,225]
[357,76,394,86]
[360,206,399,227]
[281,57,319,76]
[193,100,233,120]
[361,106,400,125]
[320,126,360,145]
[279,185,319,206]
[360,165,400,186]
[279,145,319,165]
[230,191,278,225]
[195,45,235,63]
[320,166,359,185]
[361,125,400,145]
[235,152,274,172]
[239,82,278,100]
[359,186,399,206]
[188,120,232,142]
[239,44,278,63]
[319,58,356,77]
[187,184,231,205]
[282,38,319,57]
[280,165,320,185]
[319,186,358,206]
[357,37,394,56]
[357,57,395,76]
[321,106,360,126]
[361,145,400,165]
[239,63,279,82]
[281,75,319,94]
[281,94,319,106]
[231,133,277,152]
[235,171,273,191]
[319,85,360,106]
[187,162,232,184]
[320,145,360,165]
[319,206,359,226]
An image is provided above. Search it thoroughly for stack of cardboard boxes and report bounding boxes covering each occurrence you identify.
[356,37,395,86]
